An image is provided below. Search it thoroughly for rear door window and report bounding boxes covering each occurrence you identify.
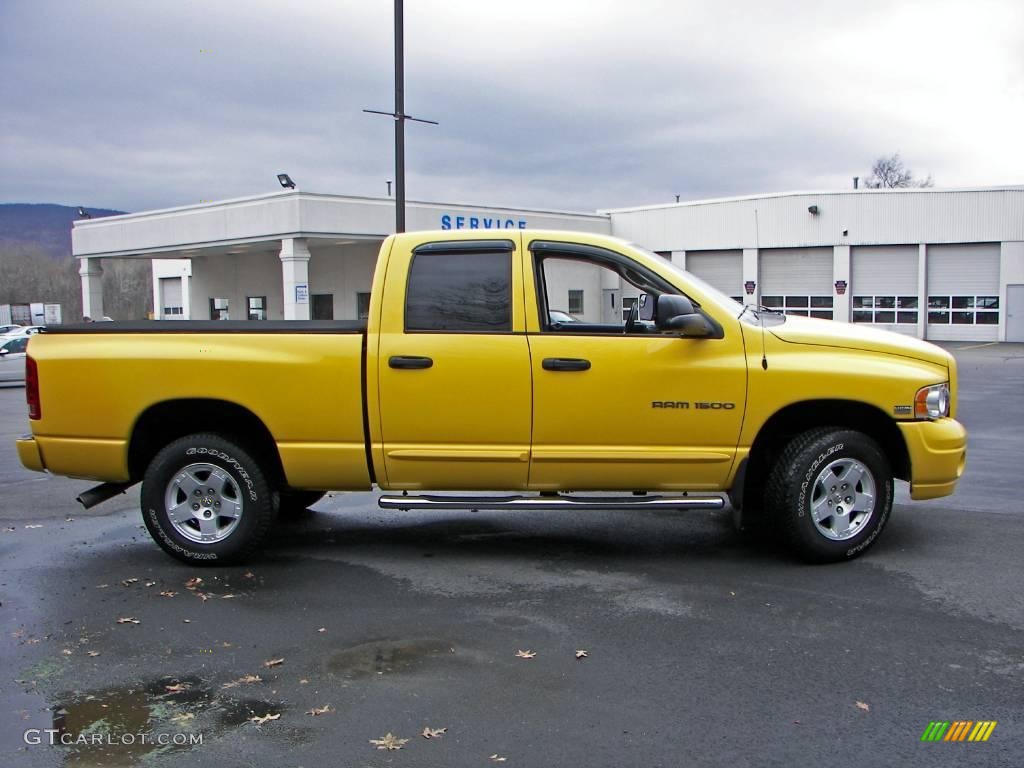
[405,251,512,332]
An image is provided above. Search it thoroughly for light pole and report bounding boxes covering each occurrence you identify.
[364,0,437,233]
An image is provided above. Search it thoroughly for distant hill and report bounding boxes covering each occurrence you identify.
[0,203,126,261]
[0,203,153,322]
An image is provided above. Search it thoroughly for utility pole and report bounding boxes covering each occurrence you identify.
[364,0,437,233]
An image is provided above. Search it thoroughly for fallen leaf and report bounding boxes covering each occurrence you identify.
[116,617,140,625]
[182,619,191,624]
[195,592,213,602]
[317,627,326,633]
[222,674,262,688]
[306,705,333,716]
[144,581,156,587]
[171,713,195,723]
[25,524,43,529]
[263,658,284,668]
[221,641,232,648]
[370,733,409,751]
[515,650,536,659]
[4,526,16,532]
[65,517,75,523]
[96,584,109,589]
[121,578,139,586]
[87,651,101,657]
[490,754,508,762]
[856,701,870,712]
[221,594,236,599]
[243,571,255,579]
[575,650,588,659]
[249,713,280,725]
[165,683,188,693]
[421,726,447,739]
[299,678,309,685]
[184,577,203,590]
[159,591,177,598]
[61,649,73,656]
[729,591,736,596]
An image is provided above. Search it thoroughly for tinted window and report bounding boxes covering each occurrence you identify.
[406,251,511,332]
[3,337,28,353]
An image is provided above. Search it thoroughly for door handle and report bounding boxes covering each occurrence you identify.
[542,357,591,372]
[389,355,433,370]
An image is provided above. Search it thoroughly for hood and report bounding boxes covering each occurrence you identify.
[768,315,952,367]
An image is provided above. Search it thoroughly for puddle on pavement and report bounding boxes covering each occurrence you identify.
[326,638,465,679]
[47,675,285,766]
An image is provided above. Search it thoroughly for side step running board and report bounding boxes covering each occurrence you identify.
[378,493,725,512]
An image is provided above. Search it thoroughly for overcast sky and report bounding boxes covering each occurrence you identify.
[1,0,1022,214]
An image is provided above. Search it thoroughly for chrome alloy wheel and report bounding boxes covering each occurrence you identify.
[164,463,243,543]
[808,458,876,541]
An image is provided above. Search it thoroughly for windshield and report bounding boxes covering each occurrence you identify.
[626,243,747,317]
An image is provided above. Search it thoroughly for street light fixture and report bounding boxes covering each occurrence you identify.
[76,207,91,219]
[277,173,296,189]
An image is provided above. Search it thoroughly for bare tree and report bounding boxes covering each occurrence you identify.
[864,153,934,189]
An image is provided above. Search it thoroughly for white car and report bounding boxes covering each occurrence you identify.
[0,324,24,336]
[0,333,30,384]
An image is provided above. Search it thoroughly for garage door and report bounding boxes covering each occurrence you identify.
[759,247,834,318]
[159,277,183,319]
[851,246,919,336]
[926,244,1000,342]
[686,250,743,302]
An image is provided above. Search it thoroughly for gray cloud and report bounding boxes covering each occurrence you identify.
[1,0,1021,214]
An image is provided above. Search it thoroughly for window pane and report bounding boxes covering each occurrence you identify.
[786,296,809,308]
[897,311,918,324]
[928,311,949,324]
[567,289,584,314]
[810,296,833,308]
[357,292,371,320]
[975,312,999,325]
[952,296,974,309]
[852,310,873,323]
[405,251,511,332]
[897,296,918,309]
[809,310,833,320]
[761,295,783,307]
[874,311,896,323]
[977,296,999,309]
[952,311,974,324]
[928,296,949,309]
[785,310,810,317]
[853,296,871,309]
[875,296,896,309]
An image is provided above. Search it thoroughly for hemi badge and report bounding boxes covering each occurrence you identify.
[894,405,913,416]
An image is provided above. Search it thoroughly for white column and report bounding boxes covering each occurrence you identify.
[670,250,686,271]
[181,265,192,320]
[742,248,759,305]
[79,258,104,321]
[833,245,851,323]
[280,238,311,320]
[917,244,928,340]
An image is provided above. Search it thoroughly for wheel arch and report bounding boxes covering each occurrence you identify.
[128,399,284,486]
[735,399,910,511]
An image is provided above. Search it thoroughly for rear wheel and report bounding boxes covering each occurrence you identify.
[141,433,276,564]
[766,428,893,563]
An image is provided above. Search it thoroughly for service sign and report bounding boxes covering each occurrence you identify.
[441,213,527,230]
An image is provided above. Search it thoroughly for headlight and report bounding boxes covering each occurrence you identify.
[915,383,950,420]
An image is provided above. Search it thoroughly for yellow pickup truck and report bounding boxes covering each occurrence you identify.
[16,230,967,564]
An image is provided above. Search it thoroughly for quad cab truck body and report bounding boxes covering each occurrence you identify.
[17,230,967,563]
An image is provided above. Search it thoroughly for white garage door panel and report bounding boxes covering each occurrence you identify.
[927,244,999,294]
[851,246,918,295]
[686,250,743,297]
[760,247,832,294]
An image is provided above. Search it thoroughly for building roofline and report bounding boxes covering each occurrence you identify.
[72,189,608,229]
[599,185,1024,214]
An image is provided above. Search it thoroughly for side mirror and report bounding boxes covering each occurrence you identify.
[643,293,713,337]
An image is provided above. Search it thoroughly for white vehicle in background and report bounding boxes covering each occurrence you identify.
[0,324,24,336]
[0,333,30,384]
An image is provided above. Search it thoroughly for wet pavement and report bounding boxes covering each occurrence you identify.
[1,343,1023,767]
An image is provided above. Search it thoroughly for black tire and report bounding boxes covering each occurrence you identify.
[765,428,893,563]
[141,433,276,565]
[277,490,326,516]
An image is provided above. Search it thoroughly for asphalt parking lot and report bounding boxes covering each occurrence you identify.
[1,343,1022,767]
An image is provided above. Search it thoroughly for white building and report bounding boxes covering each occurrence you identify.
[71,186,1024,342]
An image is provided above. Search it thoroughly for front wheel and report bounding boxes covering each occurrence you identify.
[141,433,276,565]
[766,428,893,563]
